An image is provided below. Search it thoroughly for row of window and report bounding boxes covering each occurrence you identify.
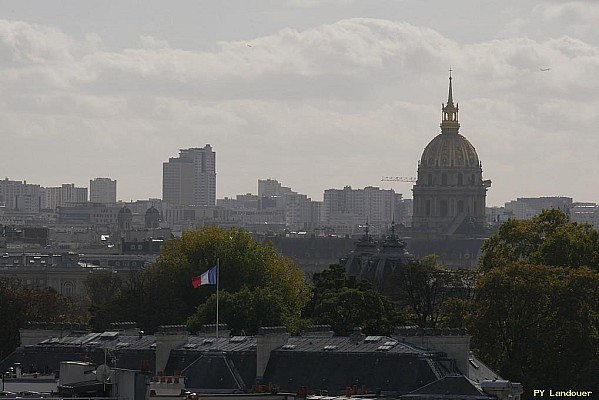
[425,173,477,186]
[424,200,467,217]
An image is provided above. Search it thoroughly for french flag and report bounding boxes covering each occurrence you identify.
[192,266,217,288]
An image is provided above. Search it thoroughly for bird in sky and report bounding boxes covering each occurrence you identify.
[540,67,551,71]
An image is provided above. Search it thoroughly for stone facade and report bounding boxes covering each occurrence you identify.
[412,76,488,234]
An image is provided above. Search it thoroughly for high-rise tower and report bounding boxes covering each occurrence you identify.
[162,144,216,206]
[90,178,117,204]
[412,74,488,234]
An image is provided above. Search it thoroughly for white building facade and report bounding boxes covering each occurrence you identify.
[504,197,572,220]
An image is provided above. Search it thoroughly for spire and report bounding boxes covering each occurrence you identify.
[447,69,454,105]
[441,69,460,133]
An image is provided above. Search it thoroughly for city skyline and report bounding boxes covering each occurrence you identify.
[1,1,598,207]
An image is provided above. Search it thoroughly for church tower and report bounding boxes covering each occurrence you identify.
[412,74,489,234]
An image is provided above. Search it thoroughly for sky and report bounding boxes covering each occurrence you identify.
[1,0,598,207]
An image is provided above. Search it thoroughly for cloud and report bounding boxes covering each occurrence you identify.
[285,0,356,8]
[0,19,74,64]
[139,35,170,49]
[536,1,599,25]
[0,16,599,204]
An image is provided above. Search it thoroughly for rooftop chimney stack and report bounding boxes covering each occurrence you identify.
[256,326,289,381]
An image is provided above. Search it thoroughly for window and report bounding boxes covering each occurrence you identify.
[427,174,433,186]
[441,174,447,186]
[63,281,74,297]
[440,200,448,217]
[457,200,464,213]
[425,200,431,216]
[458,174,463,186]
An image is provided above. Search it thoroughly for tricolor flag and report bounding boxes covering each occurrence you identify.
[192,266,217,288]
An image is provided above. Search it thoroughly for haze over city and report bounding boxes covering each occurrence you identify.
[1,1,598,206]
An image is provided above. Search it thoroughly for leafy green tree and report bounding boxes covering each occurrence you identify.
[471,263,599,392]
[108,227,310,333]
[188,286,292,334]
[480,209,599,271]
[311,287,403,336]
[0,284,84,359]
[85,270,123,305]
[303,264,404,335]
[385,256,476,328]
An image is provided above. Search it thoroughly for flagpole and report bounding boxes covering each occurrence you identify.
[216,258,220,350]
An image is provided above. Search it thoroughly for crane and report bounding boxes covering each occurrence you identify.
[381,176,417,182]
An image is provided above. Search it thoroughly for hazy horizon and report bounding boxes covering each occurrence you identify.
[1,1,598,207]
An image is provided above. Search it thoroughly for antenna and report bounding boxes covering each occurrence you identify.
[95,364,111,383]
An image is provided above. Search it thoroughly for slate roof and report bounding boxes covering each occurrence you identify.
[180,351,248,393]
[1,330,495,398]
[280,336,428,354]
[400,375,493,399]
[262,336,447,396]
[164,336,257,391]
[467,353,501,384]
[0,331,157,374]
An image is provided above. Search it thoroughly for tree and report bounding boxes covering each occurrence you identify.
[470,263,599,391]
[470,209,599,393]
[107,227,310,333]
[188,286,292,335]
[0,284,84,359]
[384,256,477,328]
[303,264,404,335]
[480,209,599,271]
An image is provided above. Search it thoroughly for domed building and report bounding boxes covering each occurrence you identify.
[145,205,161,229]
[117,205,132,231]
[342,223,414,290]
[412,75,489,234]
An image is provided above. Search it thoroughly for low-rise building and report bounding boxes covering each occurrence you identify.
[0,252,148,297]
[504,197,572,220]
[0,323,521,399]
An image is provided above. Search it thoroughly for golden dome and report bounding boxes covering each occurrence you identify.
[420,133,479,168]
[420,74,480,168]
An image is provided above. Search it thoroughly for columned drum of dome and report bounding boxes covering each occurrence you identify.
[412,75,488,234]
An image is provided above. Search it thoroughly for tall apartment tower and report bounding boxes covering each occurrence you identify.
[44,184,88,209]
[162,145,216,206]
[258,179,294,197]
[0,178,43,212]
[90,178,117,204]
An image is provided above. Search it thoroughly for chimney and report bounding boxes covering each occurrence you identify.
[197,324,231,339]
[155,325,189,374]
[393,326,471,375]
[349,327,365,344]
[19,322,89,346]
[256,326,289,381]
[481,380,523,400]
[110,322,140,336]
[301,325,334,338]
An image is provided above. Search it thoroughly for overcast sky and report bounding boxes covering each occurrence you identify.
[1,1,598,207]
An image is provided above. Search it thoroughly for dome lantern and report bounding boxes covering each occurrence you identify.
[441,71,460,134]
